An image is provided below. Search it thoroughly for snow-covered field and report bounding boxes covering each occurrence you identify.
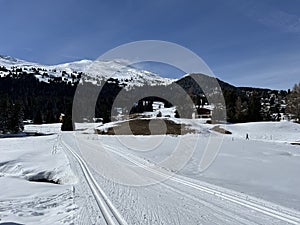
[24,123,62,134]
[1,120,300,224]
[0,134,77,224]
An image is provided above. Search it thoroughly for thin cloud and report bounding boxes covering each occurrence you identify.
[228,0,300,33]
[254,8,300,33]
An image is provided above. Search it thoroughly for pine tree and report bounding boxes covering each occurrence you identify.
[0,100,24,133]
[61,114,74,131]
[286,82,300,121]
[61,105,74,131]
[45,110,56,123]
[235,96,243,122]
[223,90,237,122]
[9,101,24,133]
[0,98,9,133]
[34,111,43,124]
[248,92,262,122]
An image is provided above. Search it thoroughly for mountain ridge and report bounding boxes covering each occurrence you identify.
[0,54,289,129]
[0,54,285,91]
[0,54,174,89]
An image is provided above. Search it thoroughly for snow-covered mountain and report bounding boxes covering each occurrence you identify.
[0,55,33,66]
[0,55,174,88]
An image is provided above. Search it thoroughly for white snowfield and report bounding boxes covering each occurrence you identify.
[0,55,174,88]
[0,135,78,224]
[24,123,62,134]
[0,121,300,224]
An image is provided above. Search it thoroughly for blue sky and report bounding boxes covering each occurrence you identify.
[0,0,300,90]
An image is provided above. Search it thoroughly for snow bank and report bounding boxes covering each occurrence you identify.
[24,123,62,134]
[74,122,103,132]
[0,135,78,224]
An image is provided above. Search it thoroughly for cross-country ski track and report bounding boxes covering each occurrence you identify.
[60,133,300,225]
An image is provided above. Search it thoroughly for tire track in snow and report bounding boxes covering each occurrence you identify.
[61,139,128,225]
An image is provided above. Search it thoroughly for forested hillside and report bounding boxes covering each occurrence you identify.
[0,63,291,134]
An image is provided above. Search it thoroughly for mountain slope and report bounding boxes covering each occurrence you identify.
[0,54,288,125]
[0,55,174,88]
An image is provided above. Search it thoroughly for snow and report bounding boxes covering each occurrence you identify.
[0,134,77,224]
[24,123,62,134]
[195,135,300,210]
[96,121,119,133]
[74,122,103,133]
[0,55,33,66]
[0,55,174,88]
[1,121,300,224]
[141,106,177,118]
[78,59,174,89]
[224,121,300,143]
[70,125,300,224]
[90,120,300,210]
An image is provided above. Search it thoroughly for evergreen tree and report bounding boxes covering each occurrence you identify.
[0,98,9,133]
[61,114,74,131]
[45,110,56,123]
[9,101,24,133]
[248,93,262,122]
[223,90,237,122]
[0,100,24,133]
[235,96,243,122]
[61,104,74,131]
[34,111,43,124]
[286,82,300,121]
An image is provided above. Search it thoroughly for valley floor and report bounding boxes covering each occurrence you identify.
[0,121,300,224]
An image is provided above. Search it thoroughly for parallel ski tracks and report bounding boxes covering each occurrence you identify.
[97,141,300,225]
[61,139,128,225]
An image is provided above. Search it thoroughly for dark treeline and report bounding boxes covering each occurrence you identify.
[176,74,288,123]
[0,73,122,133]
[0,73,75,133]
[0,71,289,133]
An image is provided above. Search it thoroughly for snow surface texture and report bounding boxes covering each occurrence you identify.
[0,135,78,224]
[24,123,62,134]
[74,122,103,132]
[69,120,300,224]
[1,121,300,224]
[225,121,300,143]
